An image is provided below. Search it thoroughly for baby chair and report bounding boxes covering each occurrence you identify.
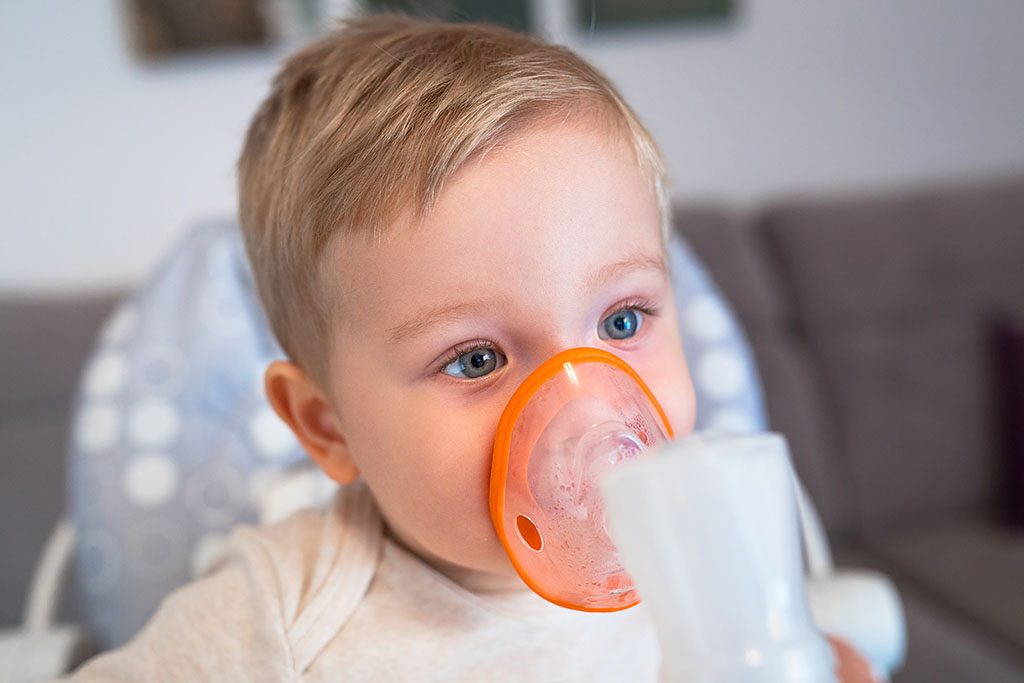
[2,219,905,680]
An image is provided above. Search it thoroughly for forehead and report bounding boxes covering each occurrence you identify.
[326,117,663,330]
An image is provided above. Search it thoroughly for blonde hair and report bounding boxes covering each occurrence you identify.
[237,12,670,386]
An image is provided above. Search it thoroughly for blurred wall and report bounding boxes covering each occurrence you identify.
[2,0,1023,292]
[0,1,282,293]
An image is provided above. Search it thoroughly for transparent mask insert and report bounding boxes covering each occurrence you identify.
[494,357,671,611]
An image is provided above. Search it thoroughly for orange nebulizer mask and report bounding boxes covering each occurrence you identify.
[489,347,674,612]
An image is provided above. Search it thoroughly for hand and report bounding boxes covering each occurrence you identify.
[828,635,877,683]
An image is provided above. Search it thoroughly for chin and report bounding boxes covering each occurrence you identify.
[439,530,517,576]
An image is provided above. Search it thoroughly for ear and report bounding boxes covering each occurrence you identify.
[263,359,360,484]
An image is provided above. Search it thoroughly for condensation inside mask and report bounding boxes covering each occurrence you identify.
[490,350,673,611]
[528,397,646,577]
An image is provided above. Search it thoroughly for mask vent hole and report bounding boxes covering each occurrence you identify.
[516,514,543,551]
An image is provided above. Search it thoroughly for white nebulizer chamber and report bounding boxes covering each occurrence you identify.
[602,431,906,683]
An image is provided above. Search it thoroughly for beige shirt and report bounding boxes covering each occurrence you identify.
[65,479,660,682]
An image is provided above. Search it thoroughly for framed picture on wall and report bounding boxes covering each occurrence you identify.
[362,0,532,33]
[577,0,735,31]
[122,0,271,59]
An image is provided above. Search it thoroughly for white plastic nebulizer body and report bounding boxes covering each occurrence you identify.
[601,432,837,683]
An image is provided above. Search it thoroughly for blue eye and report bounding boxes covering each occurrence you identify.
[600,308,644,341]
[441,346,506,379]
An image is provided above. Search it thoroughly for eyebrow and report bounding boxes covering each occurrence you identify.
[584,251,667,293]
[385,250,667,345]
[386,297,511,344]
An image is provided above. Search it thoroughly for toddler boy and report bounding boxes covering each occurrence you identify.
[66,13,873,682]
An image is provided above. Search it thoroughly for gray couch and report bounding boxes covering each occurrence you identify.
[676,175,1024,682]
[2,174,1023,681]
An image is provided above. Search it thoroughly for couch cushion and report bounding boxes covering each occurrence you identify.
[833,541,1024,683]
[0,292,120,626]
[892,583,1024,683]
[0,293,121,409]
[760,177,1024,327]
[818,316,1002,528]
[758,177,1024,530]
[992,315,1024,530]
[673,206,792,336]
[674,206,856,536]
[866,515,1024,656]
[751,336,857,537]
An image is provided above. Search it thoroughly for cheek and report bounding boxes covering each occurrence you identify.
[660,359,697,440]
[357,394,495,507]
[641,355,695,441]
[346,385,507,558]
[638,315,697,440]
[328,340,512,569]
[412,403,495,493]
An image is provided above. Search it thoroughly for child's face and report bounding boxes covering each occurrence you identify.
[309,115,694,586]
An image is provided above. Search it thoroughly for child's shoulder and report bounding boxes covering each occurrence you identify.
[224,504,329,579]
[219,480,383,647]
[61,503,344,681]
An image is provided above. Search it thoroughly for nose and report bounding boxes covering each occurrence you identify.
[522,334,589,375]
[533,394,627,452]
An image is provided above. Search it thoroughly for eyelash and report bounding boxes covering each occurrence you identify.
[434,296,661,376]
